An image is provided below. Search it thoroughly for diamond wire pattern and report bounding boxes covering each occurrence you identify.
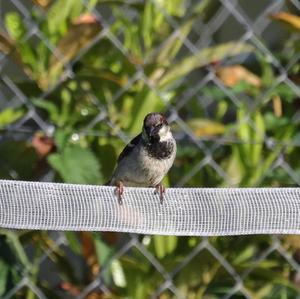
[0,0,300,298]
[151,2,289,184]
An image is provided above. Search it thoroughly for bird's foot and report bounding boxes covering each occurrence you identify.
[115,181,124,205]
[155,184,165,204]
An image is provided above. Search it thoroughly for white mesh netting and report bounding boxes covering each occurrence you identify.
[0,180,300,235]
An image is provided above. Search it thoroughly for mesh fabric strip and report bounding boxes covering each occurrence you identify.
[1,180,300,235]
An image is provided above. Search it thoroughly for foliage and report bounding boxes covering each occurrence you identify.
[1,0,300,298]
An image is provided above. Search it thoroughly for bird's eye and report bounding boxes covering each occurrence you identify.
[156,123,162,128]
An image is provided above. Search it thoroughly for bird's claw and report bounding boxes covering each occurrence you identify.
[115,181,124,205]
[115,182,165,205]
[155,184,166,204]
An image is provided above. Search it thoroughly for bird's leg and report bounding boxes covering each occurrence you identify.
[115,181,124,205]
[155,183,165,204]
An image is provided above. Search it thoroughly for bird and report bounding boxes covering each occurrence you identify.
[108,112,177,204]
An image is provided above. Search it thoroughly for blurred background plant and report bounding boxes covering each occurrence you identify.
[1,0,300,298]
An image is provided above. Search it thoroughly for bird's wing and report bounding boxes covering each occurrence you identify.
[117,134,141,164]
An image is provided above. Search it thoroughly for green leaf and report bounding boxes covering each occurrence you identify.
[4,231,33,273]
[48,144,101,184]
[127,88,164,135]
[225,146,244,186]
[257,52,274,87]
[264,112,289,131]
[166,235,178,254]
[273,83,296,103]
[0,30,34,77]
[191,0,220,23]
[142,2,154,50]
[251,111,264,166]
[5,12,36,71]
[153,235,178,259]
[31,98,59,123]
[159,42,254,87]
[47,0,81,35]
[164,0,186,17]
[153,235,166,259]
[249,125,294,186]
[0,108,25,128]
[48,16,102,87]
[186,118,225,137]
[0,259,8,296]
[237,109,251,163]
[54,129,71,151]
[0,234,22,296]
[5,12,25,40]
[94,234,114,284]
[153,18,194,67]
[111,259,126,288]
[85,0,98,11]
[65,232,81,254]
[153,0,218,67]
[94,235,112,265]
[232,245,256,265]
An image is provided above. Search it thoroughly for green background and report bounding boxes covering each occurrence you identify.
[1,0,300,298]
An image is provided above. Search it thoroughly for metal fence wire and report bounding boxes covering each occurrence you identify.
[1,0,300,298]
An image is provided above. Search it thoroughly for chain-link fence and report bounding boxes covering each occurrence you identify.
[1,0,300,298]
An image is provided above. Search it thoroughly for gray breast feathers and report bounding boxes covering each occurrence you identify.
[111,137,176,187]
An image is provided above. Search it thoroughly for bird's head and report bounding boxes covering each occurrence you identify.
[142,112,171,143]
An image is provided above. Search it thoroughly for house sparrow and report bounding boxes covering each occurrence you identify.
[109,112,176,204]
